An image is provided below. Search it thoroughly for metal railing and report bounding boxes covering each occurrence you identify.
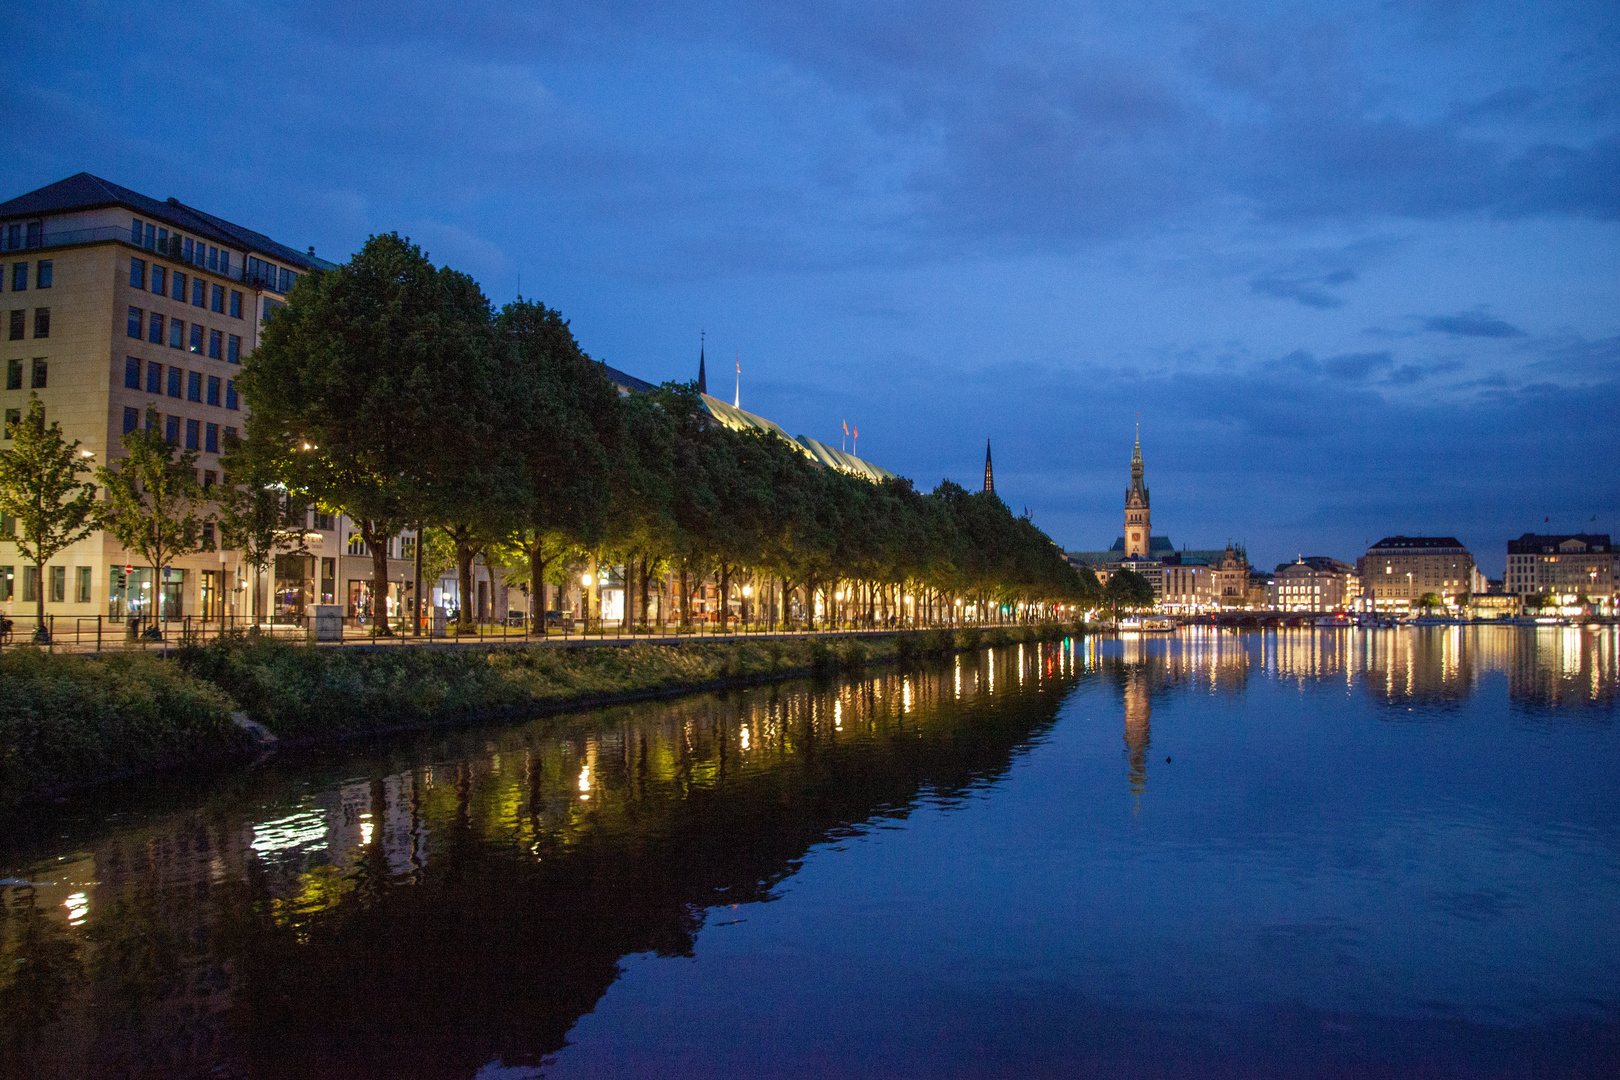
[0,610,1047,652]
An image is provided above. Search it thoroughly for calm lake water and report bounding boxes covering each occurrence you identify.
[2,627,1617,1078]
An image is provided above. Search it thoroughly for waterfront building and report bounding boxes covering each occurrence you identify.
[1066,429,1249,608]
[1267,556,1359,613]
[1360,536,1476,611]
[1505,533,1615,609]
[0,173,423,628]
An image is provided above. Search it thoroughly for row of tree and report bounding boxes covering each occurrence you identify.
[0,233,1160,639]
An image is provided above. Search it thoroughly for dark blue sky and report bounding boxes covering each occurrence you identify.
[7,1,1616,572]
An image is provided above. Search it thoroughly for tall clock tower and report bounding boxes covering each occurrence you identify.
[1123,425,1151,558]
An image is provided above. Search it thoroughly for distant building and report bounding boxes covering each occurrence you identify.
[1361,536,1476,611]
[1065,429,1249,608]
[983,440,994,495]
[1505,533,1615,607]
[1268,556,1359,612]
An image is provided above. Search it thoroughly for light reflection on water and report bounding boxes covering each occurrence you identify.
[1,627,1616,1079]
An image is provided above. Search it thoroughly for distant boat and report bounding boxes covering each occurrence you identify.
[1119,617,1176,632]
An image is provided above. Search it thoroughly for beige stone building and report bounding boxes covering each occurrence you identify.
[1360,535,1476,611]
[0,173,420,631]
[1505,533,1615,608]
[1268,556,1359,612]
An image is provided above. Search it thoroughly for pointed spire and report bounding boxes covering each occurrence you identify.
[984,439,995,494]
[734,350,740,409]
[697,331,707,395]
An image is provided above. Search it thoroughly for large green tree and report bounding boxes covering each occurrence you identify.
[0,395,101,638]
[239,233,491,635]
[97,423,207,636]
[216,430,312,623]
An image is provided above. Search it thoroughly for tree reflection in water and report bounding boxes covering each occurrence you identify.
[0,642,1082,1079]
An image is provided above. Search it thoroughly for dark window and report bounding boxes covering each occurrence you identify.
[4,225,16,250]
[173,271,186,301]
[3,408,18,438]
[189,323,202,353]
[211,284,224,312]
[187,370,201,401]
[205,422,219,453]
[157,228,167,251]
[36,261,51,289]
[209,328,221,359]
[146,361,162,394]
[125,356,140,388]
[152,265,165,294]
[218,251,230,276]
[229,290,242,318]
[169,318,184,349]
[206,374,220,405]
[227,334,240,363]
[193,278,205,306]
[167,366,181,398]
[226,379,238,410]
[145,408,159,431]
[183,237,193,263]
[132,218,143,244]
[208,246,218,271]
[7,310,20,341]
[30,358,46,389]
[130,258,145,289]
[224,425,237,441]
[185,418,200,450]
[203,470,217,490]
[123,406,139,434]
[32,308,47,339]
[11,263,25,291]
[145,223,155,250]
[165,415,179,444]
[25,222,41,249]
[5,358,19,389]
[128,306,142,338]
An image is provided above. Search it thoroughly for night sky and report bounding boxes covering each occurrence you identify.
[7,1,1617,573]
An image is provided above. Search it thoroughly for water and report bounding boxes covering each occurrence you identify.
[2,627,1617,1078]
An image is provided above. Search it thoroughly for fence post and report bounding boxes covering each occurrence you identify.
[97,615,102,653]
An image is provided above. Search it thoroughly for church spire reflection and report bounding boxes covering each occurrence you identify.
[1124,665,1151,799]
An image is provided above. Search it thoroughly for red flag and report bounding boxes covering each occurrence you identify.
[852,425,858,439]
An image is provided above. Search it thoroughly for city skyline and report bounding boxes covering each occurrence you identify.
[3,1,1615,569]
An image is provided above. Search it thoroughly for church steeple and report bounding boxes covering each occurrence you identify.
[984,439,995,494]
[697,332,707,395]
[1123,421,1151,558]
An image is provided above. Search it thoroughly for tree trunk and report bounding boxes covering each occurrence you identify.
[455,542,476,632]
[360,520,394,636]
[718,563,732,632]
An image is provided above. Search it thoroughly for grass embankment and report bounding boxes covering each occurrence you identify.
[1,623,1085,804]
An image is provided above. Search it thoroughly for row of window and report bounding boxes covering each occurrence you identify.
[1,222,43,252]
[3,260,51,291]
[131,218,232,276]
[346,532,416,560]
[8,308,49,340]
[4,358,46,390]
[122,358,239,409]
[121,406,235,454]
[245,256,298,295]
[127,308,240,361]
[0,564,93,604]
[130,258,243,317]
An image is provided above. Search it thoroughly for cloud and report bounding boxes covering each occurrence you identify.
[1251,268,1356,308]
[1422,311,1527,337]
[1325,351,1394,380]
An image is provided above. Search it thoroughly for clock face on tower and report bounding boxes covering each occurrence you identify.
[1131,532,1140,542]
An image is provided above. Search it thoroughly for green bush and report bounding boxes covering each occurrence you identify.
[0,647,242,804]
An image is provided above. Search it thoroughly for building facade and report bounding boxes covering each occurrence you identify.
[1505,533,1615,608]
[1268,556,1359,612]
[1360,536,1476,611]
[0,173,427,629]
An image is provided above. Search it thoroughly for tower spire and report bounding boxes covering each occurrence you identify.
[984,439,995,494]
[1123,418,1151,559]
[734,350,740,409]
[697,331,707,395]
